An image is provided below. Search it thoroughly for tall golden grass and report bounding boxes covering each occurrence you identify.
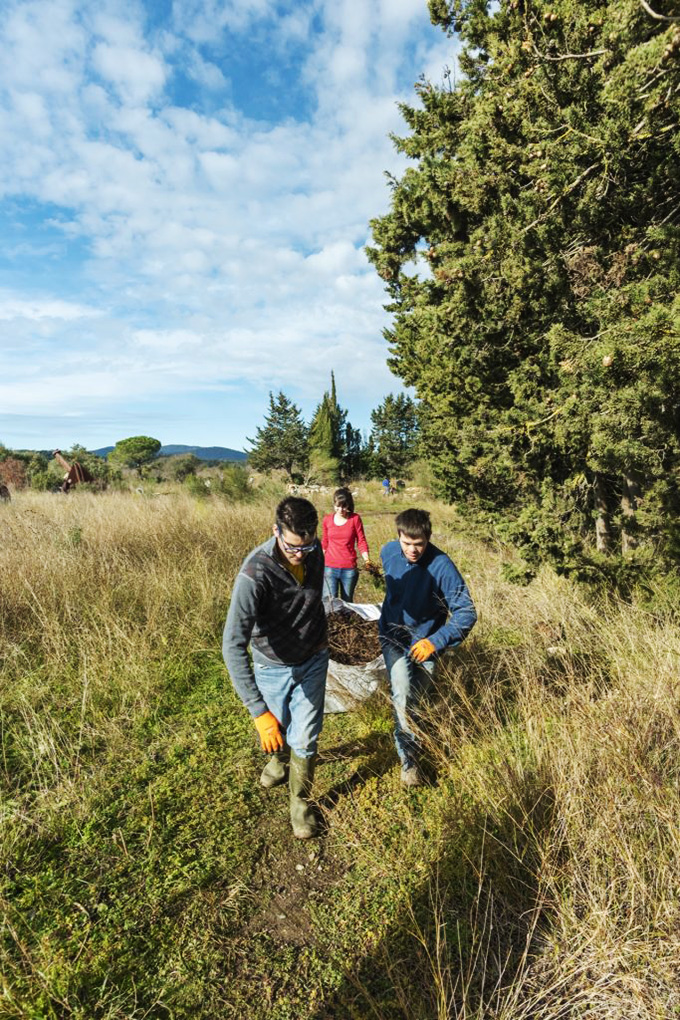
[327,531,680,1018]
[1,487,678,1018]
[0,490,265,809]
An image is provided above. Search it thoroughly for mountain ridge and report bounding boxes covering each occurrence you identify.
[91,444,247,462]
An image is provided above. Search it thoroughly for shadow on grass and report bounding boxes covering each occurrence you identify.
[317,732,396,814]
[307,640,561,1019]
[311,771,557,1020]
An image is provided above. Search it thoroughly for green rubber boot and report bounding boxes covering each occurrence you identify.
[289,751,319,839]
[260,748,289,789]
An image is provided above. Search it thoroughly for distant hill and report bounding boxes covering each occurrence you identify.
[159,445,247,462]
[90,444,247,462]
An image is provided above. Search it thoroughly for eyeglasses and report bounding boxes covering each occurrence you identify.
[275,528,317,555]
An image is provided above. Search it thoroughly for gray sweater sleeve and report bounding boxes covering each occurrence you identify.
[222,571,268,718]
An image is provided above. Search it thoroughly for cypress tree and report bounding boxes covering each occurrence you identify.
[367,0,680,573]
[308,373,364,481]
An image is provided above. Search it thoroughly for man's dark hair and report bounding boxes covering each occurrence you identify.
[333,487,354,513]
[395,508,432,540]
[276,496,318,538]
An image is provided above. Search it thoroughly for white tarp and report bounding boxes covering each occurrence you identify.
[324,598,387,713]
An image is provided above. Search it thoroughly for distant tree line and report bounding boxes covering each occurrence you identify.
[367,0,680,581]
[0,444,113,492]
[247,373,420,483]
[0,437,169,492]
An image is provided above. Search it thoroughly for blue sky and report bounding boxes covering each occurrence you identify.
[0,0,455,453]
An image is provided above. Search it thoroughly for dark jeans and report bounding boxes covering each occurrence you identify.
[323,566,359,602]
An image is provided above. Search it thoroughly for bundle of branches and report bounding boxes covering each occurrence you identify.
[364,562,383,579]
[327,609,382,665]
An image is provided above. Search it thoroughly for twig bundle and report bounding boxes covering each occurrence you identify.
[327,609,382,665]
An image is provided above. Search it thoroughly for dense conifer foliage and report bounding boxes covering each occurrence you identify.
[308,373,364,482]
[369,393,421,475]
[367,0,680,576]
[247,391,309,479]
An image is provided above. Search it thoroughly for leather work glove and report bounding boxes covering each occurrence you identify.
[409,638,436,663]
[254,711,284,753]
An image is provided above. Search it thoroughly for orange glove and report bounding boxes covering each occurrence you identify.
[254,711,284,753]
[409,639,436,663]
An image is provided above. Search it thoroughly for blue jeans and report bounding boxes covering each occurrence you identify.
[253,648,329,758]
[324,566,359,602]
[381,642,436,766]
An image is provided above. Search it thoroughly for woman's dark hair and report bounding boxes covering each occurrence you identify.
[333,487,354,513]
[395,508,432,540]
[275,496,318,538]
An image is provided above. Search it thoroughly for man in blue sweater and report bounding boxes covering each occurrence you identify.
[223,497,328,838]
[379,508,477,786]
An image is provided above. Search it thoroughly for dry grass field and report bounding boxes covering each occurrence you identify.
[1,485,678,1018]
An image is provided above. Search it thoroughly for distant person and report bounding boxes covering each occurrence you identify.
[379,508,477,787]
[381,477,391,497]
[321,487,371,602]
[223,496,328,839]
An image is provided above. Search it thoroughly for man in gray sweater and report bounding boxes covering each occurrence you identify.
[223,496,328,839]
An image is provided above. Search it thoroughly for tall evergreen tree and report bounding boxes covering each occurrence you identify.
[308,373,364,481]
[308,391,341,483]
[368,0,680,571]
[370,393,421,476]
[247,391,309,480]
[342,422,366,479]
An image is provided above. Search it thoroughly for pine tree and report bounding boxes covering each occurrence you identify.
[247,392,309,480]
[370,394,420,476]
[368,0,680,571]
[342,422,365,478]
[109,436,161,477]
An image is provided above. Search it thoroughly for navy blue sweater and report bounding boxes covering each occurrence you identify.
[379,540,476,653]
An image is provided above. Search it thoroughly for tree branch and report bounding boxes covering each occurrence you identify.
[639,0,680,21]
[524,163,600,233]
[533,46,609,61]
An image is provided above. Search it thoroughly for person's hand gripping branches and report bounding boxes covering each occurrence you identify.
[409,638,436,663]
[254,710,284,753]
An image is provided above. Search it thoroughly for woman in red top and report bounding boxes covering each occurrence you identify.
[322,487,371,602]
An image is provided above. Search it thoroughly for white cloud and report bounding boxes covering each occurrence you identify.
[10,91,52,137]
[0,295,102,321]
[91,43,167,104]
[304,241,364,276]
[133,328,203,351]
[170,0,279,42]
[186,50,229,91]
[199,150,239,187]
[0,0,453,446]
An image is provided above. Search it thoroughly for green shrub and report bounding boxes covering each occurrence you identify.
[213,464,254,501]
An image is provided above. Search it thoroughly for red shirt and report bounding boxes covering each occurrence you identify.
[322,512,369,569]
